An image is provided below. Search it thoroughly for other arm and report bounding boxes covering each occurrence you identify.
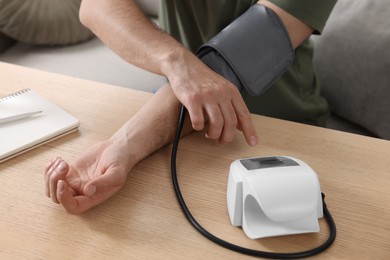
[45,84,190,214]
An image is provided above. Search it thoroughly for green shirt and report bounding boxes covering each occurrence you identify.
[159,0,337,126]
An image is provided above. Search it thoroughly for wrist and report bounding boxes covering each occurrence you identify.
[159,46,194,81]
[109,127,139,170]
[108,113,169,170]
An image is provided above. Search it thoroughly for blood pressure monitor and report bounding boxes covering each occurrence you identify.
[227,156,323,239]
[171,107,336,256]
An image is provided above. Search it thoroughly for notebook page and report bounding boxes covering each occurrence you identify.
[0,89,80,162]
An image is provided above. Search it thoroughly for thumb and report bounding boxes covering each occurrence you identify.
[84,183,97,197]
[83,168,126,198]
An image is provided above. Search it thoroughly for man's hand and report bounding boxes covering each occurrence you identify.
[45,140,131,214]
[165,51,258,146]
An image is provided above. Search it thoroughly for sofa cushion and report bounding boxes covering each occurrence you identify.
[0,32,15,53]
[0,38,167,93]
[136,0,160,17]
[313,0,390,139]
[0,0,93,45]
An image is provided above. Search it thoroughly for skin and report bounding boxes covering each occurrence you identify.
[45,0,313,214]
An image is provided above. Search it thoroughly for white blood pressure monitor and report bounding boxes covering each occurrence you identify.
[227,156,323,239]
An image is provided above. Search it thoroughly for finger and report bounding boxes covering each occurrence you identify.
[186,104,205,131]
[57,180,91,215]
[45,157,62,198]
[204,104,224,140]
[58,168,126,214]
[236,122,243,132]
[83,166,126,200]
[44,157,56,180]
[44,156,60,182]
[49,159,69,203]
[181,91,206,131]
[232,95,258,146]
[218,103,238,144]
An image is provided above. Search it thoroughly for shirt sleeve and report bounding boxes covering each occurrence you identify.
[268,0,337,34]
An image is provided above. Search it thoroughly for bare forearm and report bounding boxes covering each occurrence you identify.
[79,0,192,77]
[110,84,192,169]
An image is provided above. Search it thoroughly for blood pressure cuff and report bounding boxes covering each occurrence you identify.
[197,4,294,96]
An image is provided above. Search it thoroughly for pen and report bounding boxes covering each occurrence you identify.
[0,111,42,125]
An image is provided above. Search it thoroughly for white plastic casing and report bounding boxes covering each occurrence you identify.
[227,156,323,239]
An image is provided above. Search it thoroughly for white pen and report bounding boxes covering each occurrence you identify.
[0,111,42,125]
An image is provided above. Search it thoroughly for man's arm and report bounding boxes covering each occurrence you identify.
[80,0,257,146]
[80,0,180,77]
[45,85,188,213]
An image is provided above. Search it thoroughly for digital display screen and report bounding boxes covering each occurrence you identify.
[240,156,299,170]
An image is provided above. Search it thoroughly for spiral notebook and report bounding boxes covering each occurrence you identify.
[0,88,80,163]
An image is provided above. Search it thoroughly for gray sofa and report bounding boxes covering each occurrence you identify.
[313,0,390,140]
[1,0,389,140]
[0,0,166,93]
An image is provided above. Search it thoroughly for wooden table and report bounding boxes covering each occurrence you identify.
[0,62,389,259]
